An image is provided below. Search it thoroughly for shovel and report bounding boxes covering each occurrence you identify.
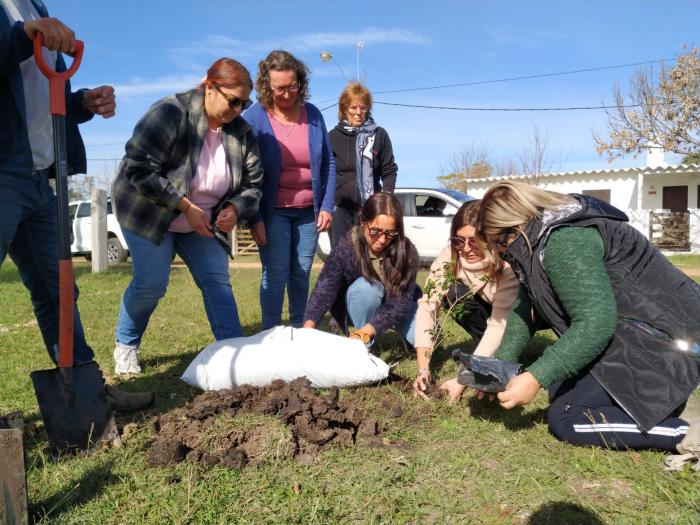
[28,35,119,459]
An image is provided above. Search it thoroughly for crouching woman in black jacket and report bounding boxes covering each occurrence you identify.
[479,181,700,467]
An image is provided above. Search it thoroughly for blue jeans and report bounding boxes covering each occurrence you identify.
[258,206,318,329]
[0,170,94,364]
[345,277,418,346]
[115,228,241,346]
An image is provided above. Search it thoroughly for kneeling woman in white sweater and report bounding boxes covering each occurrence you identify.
[412,200,520,401]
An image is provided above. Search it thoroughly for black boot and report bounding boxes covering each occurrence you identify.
[105,384,154,412]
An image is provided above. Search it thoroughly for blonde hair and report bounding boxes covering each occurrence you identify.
[337,81,372,121]
[479,181,571,241]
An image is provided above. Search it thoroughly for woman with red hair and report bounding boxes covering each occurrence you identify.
[111,58,263,375]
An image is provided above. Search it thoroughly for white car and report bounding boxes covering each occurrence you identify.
[316,188,475,263]
[69,200,129,264]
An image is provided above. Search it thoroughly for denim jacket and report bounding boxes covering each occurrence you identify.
[0,1,93,177]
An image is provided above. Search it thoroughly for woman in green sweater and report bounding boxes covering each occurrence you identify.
[479,181,699,461]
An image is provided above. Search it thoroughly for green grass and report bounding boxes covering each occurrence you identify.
[1,260,699,524]
[667,254,700,267]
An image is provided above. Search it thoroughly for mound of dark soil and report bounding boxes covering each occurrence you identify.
[148,378,382,469]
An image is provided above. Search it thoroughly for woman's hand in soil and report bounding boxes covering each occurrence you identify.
[413,370,432,400]
[439,378,465,404]
[497,371,541,409]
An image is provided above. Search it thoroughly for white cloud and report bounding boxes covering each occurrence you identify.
[168,27,428,62]
[111,74,204,100]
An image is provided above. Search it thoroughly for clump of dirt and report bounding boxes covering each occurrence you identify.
[148,378,382,469]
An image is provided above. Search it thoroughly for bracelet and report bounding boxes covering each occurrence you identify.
[418,367,430,375]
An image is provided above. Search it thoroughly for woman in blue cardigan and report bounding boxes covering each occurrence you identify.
[244,50,335,329]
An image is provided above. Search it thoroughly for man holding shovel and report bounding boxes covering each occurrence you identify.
[0,0,153,412]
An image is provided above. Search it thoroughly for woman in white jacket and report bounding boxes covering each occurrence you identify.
[412,200,520,402]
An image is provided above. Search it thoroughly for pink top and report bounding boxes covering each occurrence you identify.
[268,107,313,208]
[169,128,231,233]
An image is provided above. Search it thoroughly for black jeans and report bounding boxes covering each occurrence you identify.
[548,370,688,451]
[330,205,359,247]
[444,282,492,343]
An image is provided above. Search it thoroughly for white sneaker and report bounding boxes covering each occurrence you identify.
[114,343,142,375]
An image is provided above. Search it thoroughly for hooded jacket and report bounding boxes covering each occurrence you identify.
[329,122,397,210]
[499,194,700,431]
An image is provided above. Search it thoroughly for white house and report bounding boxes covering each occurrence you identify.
[466,150,700,253]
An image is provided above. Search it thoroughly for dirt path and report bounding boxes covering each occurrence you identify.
[678,267,700,277]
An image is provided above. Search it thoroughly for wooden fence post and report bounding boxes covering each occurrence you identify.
[232,225,239,257]
[0,412,28,525]
[91,187,108,273]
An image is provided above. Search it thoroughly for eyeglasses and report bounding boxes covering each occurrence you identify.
[271,84,299,96]
[347,104,369,113]
[493,229,520,248]
[212,84,252,110]
[366,226,399,240]
[449,236,480,251]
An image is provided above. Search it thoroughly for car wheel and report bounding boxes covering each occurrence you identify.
[106,237,128,265]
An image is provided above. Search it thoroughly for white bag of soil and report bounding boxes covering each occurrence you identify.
[181,326,390,390]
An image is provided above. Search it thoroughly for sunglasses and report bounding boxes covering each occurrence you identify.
[212,83,252,110]
[366,226,399,240]
[449,236,480,251]
[493,229,521,248]
[271,84,300,96]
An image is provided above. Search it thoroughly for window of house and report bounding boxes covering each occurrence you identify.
[582,189,611,203]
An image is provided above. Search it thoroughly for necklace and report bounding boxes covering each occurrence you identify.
[281,122,295,144]
[270,106,300,144]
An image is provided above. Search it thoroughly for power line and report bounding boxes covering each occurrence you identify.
[373,101,640,112]
[313,57,670,105]
[373,59,669,95]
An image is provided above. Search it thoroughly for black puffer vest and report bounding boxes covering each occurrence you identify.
[503,194,700,431]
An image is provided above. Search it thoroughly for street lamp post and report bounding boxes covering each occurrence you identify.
[355,41,364,82]
[319,50,349,82]
[320,41,365,82]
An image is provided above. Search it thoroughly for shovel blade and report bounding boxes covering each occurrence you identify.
[30,362,118,457]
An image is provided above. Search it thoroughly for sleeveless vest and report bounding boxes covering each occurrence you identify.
[503,194,700,431]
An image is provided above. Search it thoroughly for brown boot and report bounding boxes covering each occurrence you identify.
[105,384,154,412]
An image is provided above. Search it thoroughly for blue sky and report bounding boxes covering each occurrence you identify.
[47,0,700,188]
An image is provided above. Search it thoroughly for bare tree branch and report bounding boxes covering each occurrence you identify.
[595,48,700,160]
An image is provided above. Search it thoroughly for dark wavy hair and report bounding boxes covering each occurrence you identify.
[450,200,503,282]
[255,50,310,109]
[352,192,417,298]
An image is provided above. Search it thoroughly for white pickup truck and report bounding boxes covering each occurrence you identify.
[69,200,129,264]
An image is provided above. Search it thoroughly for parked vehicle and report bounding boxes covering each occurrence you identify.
[69,200,129,264]
[316,188,475,262]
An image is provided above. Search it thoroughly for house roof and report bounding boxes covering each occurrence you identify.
[466,163,700,184]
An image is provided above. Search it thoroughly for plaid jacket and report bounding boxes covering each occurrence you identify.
[112,89,263,244]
